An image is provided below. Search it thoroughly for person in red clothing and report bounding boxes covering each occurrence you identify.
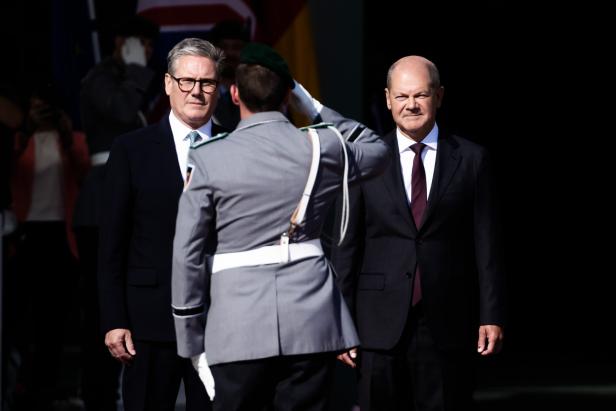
[10,85,89,409]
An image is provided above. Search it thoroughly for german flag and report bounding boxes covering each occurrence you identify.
[137,0,320,125]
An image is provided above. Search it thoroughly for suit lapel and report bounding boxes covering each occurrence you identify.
[153,119,229,193]
[421,131,461,229]
[381,131,416,232]
[153,118,184,192]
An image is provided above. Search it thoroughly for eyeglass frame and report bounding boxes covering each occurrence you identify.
[168,74,219,94]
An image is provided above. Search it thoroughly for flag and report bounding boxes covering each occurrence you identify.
[251,0,320,101]
[137,0,256,35]
[137,0,320,124]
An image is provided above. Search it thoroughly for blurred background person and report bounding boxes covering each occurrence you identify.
[10,83,89,410]
[1,87,24,410]
[1,90,22,235]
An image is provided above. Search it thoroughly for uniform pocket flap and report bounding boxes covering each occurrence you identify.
[127,268,158,286]
[358,273,385,290]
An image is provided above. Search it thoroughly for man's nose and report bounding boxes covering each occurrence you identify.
[190,83,202,97]
[406,97,418,110]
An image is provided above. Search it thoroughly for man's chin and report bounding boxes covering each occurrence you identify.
[186,111,210,123]
[401,120,425,131]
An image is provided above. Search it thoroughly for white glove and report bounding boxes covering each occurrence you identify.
[1,210,17,236]
[121,37,147,67]
[291,80,323,121]
[191,353,215,401]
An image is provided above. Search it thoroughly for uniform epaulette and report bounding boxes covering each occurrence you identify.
[300,122,334,131]
[190,132,229,149]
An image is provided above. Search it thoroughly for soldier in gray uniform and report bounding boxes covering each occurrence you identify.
[171,43,389,410]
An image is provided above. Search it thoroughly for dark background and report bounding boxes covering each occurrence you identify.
[1,0,613,407]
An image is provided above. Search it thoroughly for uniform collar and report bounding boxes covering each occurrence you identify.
[235,111,290,132]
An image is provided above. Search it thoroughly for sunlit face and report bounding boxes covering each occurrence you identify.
[385,62,444,141]
[165,55,219,129]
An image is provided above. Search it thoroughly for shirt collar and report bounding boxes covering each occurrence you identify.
[168,110,213,143]
[396,123,439,154]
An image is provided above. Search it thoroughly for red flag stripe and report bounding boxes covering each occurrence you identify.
[139,5,248,27]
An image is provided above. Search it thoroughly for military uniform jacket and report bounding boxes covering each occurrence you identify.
[172,108,389,365]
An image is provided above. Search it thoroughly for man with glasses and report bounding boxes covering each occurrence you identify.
[74,15,159,411]
[98,38,226,411]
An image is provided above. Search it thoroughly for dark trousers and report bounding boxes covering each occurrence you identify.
[210,353,335,411]
[358,304,476,411]
[122,340,210,411]
[14,221,77,408]
[75,227,122,411]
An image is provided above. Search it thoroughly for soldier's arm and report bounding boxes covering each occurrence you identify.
[172,149,214,358]
[291,81,389,182]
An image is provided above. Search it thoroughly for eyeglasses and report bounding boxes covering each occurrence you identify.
[168,74,218,94]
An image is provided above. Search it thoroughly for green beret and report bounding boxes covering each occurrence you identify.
[239,42,295,89]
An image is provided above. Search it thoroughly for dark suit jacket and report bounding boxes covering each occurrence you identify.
[98,117,226,341]
[331,128,505,352]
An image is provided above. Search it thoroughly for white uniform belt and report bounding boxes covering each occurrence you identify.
[91,151,110,166]
[211,239,323,274]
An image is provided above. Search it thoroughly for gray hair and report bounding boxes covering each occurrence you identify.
[386,56,441,90]
[167,38,226,77]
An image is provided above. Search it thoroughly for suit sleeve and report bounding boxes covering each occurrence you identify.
[172,149,214,358]
[97,141,132,333]
[474,149,506,326]
[330,185,366,315]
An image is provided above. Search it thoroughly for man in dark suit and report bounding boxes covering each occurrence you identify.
[330,56,506,410]
[98,38,227,411]
[75,16,159,410]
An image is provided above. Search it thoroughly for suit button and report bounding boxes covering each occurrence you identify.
[416,240,423,245]
[405,272,412,278]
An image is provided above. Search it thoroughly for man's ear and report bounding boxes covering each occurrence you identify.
[384,87,392,110]
[435,86,445,109]
[230,84,240,106]
[164,73,173,96]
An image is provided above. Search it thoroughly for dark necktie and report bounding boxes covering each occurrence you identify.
[410,142,427,306]
[186,130,203,146]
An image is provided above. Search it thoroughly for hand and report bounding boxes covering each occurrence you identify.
[336,347,358,368]
[290,80,323,121]
[477,325,504,356]
[191,353,215,400]
[105,328,136,364]
[121,37,147,67]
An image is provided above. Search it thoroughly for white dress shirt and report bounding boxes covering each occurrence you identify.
[396,124,439,204]
[27,131,64,221]
[168,111,213,182]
